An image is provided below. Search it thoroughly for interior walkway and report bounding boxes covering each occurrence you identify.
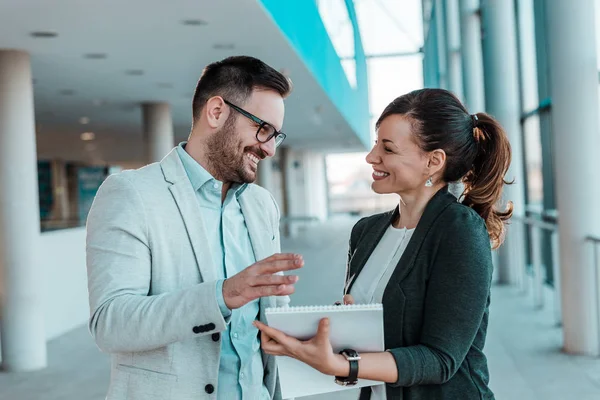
[1,216,599,399]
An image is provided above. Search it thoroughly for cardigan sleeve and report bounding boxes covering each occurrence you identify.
[388,206,493,386]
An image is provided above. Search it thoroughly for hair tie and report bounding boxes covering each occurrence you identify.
[471,114,486,142]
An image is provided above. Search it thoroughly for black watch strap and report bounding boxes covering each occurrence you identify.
[334,349,360,386]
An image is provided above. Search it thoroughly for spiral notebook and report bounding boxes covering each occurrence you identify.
[265,303,385,399]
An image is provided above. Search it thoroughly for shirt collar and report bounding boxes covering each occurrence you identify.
[176,142,248,196]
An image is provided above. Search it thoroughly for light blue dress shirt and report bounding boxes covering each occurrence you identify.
[177,143,270,400]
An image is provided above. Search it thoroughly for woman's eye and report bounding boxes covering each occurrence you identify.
[384,147,392,153]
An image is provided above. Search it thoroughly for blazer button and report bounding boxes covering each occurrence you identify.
[212,333,220,342]
[206,323,216,331]
[205,384,215,394]
[193,326,201,334]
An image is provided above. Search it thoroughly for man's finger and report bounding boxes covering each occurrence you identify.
[249,284,295,299]
[250,274,298,287]
[257,253,302,264]
[343,294,355,305]
[255,259,304,275]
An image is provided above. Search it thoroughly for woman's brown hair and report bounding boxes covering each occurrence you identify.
[376,88,513,249]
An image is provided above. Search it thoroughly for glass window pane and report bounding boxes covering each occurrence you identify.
[354,0,423,55]
[368,55,424,118]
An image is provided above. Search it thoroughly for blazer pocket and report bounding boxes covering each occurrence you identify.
[116,364,178,382]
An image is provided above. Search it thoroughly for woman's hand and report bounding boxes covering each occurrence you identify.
[334,294,355,306]
[253,318,348,377]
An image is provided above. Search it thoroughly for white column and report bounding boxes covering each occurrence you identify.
[142,102,174,163]
[303,153,328,222]
[0,50,47,371]
[435,0,448,89]
[546,0,600,356]
[481,0,527,285]
[257,157,275,193]
[50,160,70,222]
[459,0,486,112]
[445,0,464,100]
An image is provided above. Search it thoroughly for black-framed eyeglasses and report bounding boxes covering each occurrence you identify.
[224,100,286,148]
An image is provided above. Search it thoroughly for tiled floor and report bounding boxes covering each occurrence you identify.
[1,216,599,399]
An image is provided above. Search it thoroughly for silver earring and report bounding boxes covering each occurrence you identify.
[425,177,433,187]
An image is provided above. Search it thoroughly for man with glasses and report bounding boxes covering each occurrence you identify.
[86,56,300,400]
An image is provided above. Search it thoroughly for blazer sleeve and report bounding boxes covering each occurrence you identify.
[388,208,493,386]
[86,174,228,353]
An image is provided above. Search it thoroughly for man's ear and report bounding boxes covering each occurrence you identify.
[204,96,229,129]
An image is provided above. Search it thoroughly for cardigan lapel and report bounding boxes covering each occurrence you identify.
[382,187,456,293]
[347,187,457,295]
[346,209,397,294]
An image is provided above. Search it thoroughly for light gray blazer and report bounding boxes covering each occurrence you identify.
[86,148,286,400]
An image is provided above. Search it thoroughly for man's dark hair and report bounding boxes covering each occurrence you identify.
[191,56,292,122]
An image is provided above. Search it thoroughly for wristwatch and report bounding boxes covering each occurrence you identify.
[334,348,361,386]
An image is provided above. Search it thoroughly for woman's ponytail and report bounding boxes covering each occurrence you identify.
[462,112,514,249]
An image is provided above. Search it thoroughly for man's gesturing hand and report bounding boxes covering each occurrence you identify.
[222,253,303,310]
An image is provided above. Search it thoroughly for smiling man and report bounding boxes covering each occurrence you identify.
[86,56,301,400]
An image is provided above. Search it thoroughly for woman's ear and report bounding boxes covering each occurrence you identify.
[427,149,446,176]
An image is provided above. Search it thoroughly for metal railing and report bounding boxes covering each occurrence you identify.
[513,210,561,326]
[585,235,600,354]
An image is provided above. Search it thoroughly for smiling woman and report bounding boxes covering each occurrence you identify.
[256,88,513,400]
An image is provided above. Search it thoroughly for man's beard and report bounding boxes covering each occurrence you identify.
[205,116,264,184]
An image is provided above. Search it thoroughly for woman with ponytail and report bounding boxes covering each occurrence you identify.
[255,88,510,399]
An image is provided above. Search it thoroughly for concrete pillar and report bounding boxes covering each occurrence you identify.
[0,50,47,371]
[546,0,600,356]
[481,0,527,285]
[257,157,275,194]
[435,0,448,89]
[50,160,70,222]
[142,102,174,163]
[303,153,328,222]
[459,0,486,112]
[444,0,464,100]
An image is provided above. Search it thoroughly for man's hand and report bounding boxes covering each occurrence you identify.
[222,253,303,310]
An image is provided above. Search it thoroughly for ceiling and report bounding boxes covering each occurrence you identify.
[0,0,364,163]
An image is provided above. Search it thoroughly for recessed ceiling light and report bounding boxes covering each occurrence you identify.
[182,19,208,26]
[92,99,106,107]
[59,89,75,96]
[84,53,107,59]
[79,117,90,125]
[30,31,58,38]
[125,69,145,76]
[213,43,235,50]
[81,132,95,141]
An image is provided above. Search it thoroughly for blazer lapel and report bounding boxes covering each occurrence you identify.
[383,187,456,292]
[346,209,397,294]
[238,193,271,263]
[161,149,217,282]
[347,187,457,295]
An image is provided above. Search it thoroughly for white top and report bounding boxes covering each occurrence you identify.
[350,223,415,400]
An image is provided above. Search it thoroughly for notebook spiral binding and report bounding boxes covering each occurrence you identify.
[265,303,383,314]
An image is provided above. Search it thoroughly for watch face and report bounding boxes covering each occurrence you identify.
[334,378,358,386]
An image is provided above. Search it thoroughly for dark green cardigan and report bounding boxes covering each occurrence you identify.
[347,187,495,400]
